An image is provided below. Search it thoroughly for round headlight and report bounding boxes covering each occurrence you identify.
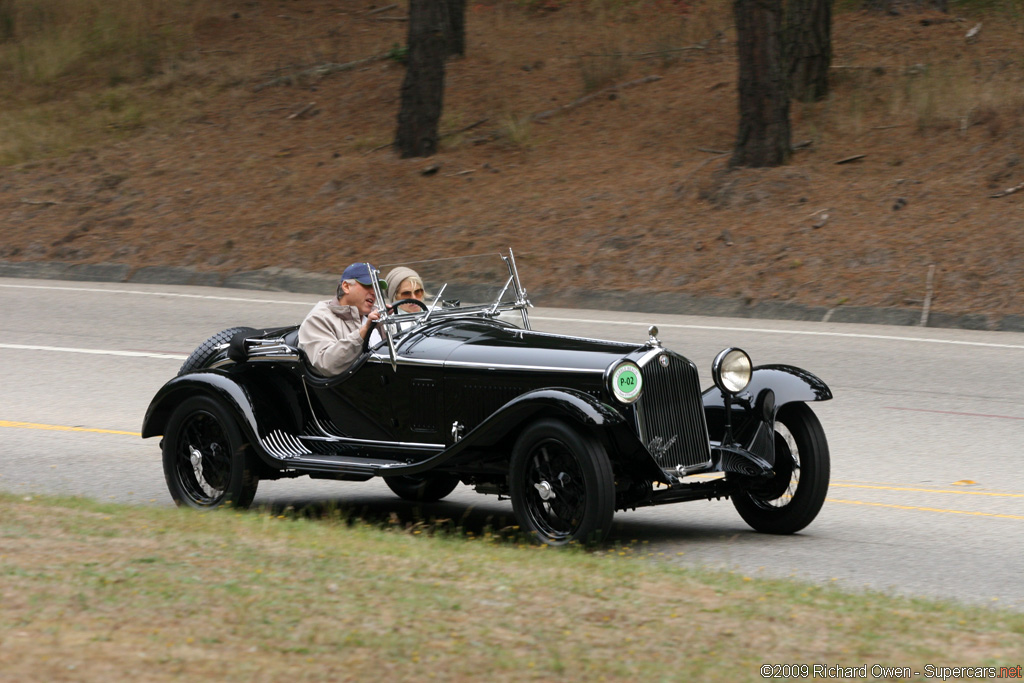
[610,361,643,403]
[712,348,752,395]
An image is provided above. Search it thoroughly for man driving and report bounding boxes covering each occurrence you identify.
[298,262,387,376]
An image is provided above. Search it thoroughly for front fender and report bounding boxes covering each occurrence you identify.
[702,364,832,413]
[459,387,627,447]
[141,371,260,442]
[388,387,632,476]
[702,365,831,462]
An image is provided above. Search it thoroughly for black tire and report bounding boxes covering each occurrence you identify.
[509,418,615,546]
[732,402,830,534]
[178,327,255,376]
[162,395,259,509]
[384,473,460,502]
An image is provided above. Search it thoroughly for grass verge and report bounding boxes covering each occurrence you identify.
[1,492,1022,681]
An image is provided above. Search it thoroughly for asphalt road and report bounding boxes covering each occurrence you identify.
[2,278,1023,610]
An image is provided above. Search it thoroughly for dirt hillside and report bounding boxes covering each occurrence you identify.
[1,0,1022,325]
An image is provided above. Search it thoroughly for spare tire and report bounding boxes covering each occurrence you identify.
[178,327,255,376]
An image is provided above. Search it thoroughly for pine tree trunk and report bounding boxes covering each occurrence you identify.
[731,0,791,168]
[395,0,449,158]
[446,0,466,57]
[786,0,832,102]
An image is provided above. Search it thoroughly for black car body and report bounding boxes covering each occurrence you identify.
[143,251,833,545]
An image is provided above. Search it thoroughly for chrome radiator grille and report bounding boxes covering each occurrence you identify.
[635,352,712,472]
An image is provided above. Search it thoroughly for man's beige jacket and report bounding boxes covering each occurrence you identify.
[298,299,364,376]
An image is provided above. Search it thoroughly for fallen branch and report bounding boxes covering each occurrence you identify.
[835,154,866,165]
[463,76,662,146]
[253,54,388,92]
[444,118,489,137]
[531,75,661,123]
[20,198,59,206]
[990,181,1024,198]
[362,141,393,156]
[363,3,398,15]
[361,119,489,157]
[286,102,317,119]
[578,45,706,60]
[696,147,728,155]
[674,152,730,197]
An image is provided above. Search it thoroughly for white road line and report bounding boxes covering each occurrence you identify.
[4,282,1023,350]
[0,343,187,360]
[0,283,310,306]
[530,316,1024,350]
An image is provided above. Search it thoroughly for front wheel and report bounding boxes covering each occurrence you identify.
[384,473,460,502]
[509,419,615,546]
[162,396,259,509]
[732,402,829,534]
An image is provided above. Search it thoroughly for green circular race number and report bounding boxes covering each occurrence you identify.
[612,363,642,402]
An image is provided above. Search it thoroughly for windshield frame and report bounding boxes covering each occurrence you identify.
[367,248,532,367]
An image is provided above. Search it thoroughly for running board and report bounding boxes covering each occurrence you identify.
[258,429,440,475]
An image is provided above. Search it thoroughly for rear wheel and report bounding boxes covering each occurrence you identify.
[732,403,829,534]
[178,327,254,376]
[162,396,259,509]
[510,419,615,546]
[384,473,460,502]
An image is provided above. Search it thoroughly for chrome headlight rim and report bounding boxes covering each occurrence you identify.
[712,347,752,395]
[609,360,643,404]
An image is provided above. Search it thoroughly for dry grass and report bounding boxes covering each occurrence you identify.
[2,493,1023,681]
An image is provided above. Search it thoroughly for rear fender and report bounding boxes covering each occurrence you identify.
[142,372,273,452]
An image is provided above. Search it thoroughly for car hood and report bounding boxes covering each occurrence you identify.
[397,319,642,373]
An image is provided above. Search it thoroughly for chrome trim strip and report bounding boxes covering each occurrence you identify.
[248,354,300,363]
[441,360,603,373]
[287,456,406,470]
[369,354,446,368]
[635,347,667,368]
[298,434,444,450]
[369,354,602,374]
[513,328,638,350]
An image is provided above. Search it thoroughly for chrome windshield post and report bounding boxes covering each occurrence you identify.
[504,248,532,330]
[421,283,447,325]
[366,263,397,371]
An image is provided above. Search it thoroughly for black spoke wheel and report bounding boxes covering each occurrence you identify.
[162,396,259,509]
[732,402,830,534]
[510,419,615,546]
[384,473,460,502]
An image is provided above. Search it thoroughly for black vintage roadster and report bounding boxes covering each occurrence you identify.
[143,250,833,545]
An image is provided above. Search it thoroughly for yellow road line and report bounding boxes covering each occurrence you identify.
[0,420,140,437]
[828,498,1024,520]
[832,483,1024,498]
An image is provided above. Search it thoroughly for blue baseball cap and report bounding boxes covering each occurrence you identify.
[341,262,387,290]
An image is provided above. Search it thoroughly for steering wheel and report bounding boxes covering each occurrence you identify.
[388,299,430,313]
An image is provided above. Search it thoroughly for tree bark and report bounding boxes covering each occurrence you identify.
[395,0,449,158]
[785,0,832,102]
[446,0,466,57]
[731,0,791,168]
